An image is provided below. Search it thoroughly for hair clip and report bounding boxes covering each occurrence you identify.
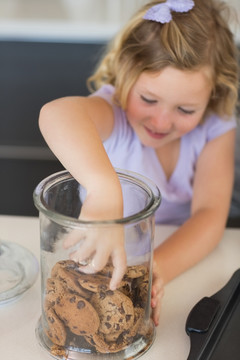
[143,0,195,24]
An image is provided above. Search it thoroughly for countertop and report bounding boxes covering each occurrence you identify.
[0,215,239,359]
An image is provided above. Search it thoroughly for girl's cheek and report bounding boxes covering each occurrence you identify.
[178,117,201,134]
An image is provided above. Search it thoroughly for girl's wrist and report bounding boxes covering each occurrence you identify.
[81,171,123,221]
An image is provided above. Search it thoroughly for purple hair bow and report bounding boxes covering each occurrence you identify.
[143,0,195,24]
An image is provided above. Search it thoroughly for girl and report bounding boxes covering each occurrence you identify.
[39,0,239,326]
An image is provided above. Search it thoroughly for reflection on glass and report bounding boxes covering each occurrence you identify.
[0,239,39,305]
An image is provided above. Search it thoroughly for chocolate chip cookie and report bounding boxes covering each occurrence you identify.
[54,291,100,336]
[91,289,134,336]
[125,264,148,279]
[45,308,67,346]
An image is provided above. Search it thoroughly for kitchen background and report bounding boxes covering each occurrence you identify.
[0,0,239,223]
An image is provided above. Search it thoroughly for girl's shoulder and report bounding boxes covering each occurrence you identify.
[200,113,237,141]
[188,113,237,145]
[181,113,237,159]
[90,84,116,105]
[91,85,135,146]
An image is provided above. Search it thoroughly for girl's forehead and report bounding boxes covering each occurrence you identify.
[139,66,212,82]
[136,66,213,91]
[133,66,213,104]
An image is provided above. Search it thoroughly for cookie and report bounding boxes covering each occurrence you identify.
[138,273,149,302]
[78,273,125,291]
[50,345,68,359]
[45,308,67,346]
[57,267,91,299]
[130,272,149,308]
[126,307,145,340]
[54,291,100,336]
[98,263,114,277]
[101,308,147,352]
[118,282,131,298]
[78,274,110,293]
[85,332,128,354]
[99,263,148,279]
[45,277,66,310]
[91,290,134,336]
[124,264,148,279]
[50,260,92,299]
[84,332,111,353]
[51,259,76,278]
[104,332,120,342]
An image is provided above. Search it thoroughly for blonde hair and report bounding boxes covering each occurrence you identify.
[87,0,239,117]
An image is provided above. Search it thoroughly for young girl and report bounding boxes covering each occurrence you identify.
[39,0,239,326]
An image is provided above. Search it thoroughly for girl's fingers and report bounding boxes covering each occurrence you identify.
[62,226,127,291]
[109,247,127,291]
[78,248,110,274]
[151,276,165,326]
[151,286,164,303]
[152,300,162,326]
[151,290,163,326]
[69,240,95,263]
[67,228,102,262]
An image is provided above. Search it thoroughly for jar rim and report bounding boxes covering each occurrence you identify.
[33,168,161,227]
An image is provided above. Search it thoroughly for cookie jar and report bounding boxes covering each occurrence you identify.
[33,169,161,360]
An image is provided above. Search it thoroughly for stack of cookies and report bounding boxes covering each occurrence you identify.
[44,259,150,354]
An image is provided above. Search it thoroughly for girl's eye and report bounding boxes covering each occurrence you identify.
[141,95,157,104]
[178,107,195,115]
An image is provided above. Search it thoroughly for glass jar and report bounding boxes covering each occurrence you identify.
[33,169,161,360]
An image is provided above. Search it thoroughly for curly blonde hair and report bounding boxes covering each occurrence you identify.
[87,0,239,117]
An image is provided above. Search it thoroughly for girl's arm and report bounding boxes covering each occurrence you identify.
[151,129,235,325]
[154,129,236,284]
[39,96,127,289]
[39,95,117,198]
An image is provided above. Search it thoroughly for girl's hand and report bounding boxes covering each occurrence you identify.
[151,261,164,326]
[62,186,127,291]
[63,225,127,291]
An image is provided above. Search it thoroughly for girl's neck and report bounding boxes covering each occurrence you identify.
[155,138,181,181]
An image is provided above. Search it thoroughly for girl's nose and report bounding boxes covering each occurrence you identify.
[151,109,173,132]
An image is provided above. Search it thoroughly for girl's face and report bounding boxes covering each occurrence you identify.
[126,66,213,148]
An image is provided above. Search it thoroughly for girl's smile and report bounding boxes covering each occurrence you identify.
[126,66,213,148]
[144,126,169,140]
